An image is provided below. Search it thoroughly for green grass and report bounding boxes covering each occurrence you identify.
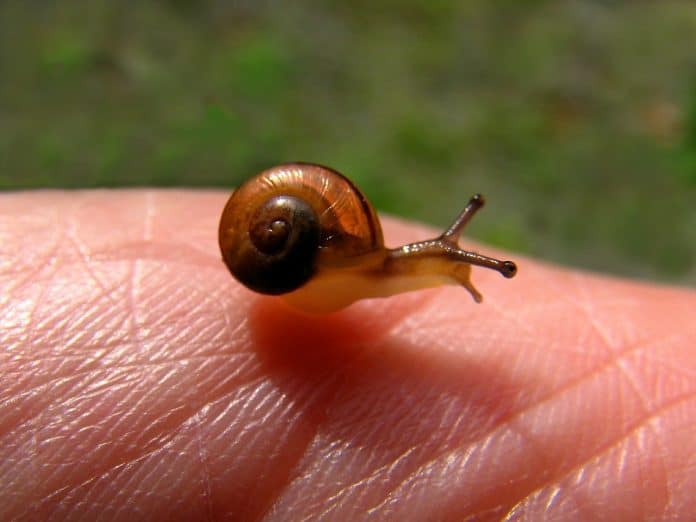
[1,1,695,284]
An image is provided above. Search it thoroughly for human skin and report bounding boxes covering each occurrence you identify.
[1,190,695,521]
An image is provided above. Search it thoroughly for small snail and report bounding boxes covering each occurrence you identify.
[219,162,517,313]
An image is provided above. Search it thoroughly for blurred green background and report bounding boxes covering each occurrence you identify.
[1,1,695,284]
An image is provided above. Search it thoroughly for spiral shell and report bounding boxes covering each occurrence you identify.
[218,163,384,295]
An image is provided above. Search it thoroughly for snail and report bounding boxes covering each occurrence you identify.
[218,162,517,313]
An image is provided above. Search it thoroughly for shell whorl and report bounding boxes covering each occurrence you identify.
[218,163,384,295]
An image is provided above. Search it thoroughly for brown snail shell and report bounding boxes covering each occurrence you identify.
[219,162,383,295]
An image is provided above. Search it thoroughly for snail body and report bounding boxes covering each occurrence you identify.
[219,162,516,313]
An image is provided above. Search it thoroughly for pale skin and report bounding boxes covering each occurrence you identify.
[1,190,695,521]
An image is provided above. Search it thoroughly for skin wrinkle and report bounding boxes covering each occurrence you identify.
[206,377,270,429]
[193,408,214,522]
[2,342,251,382]
[0,322,636,436]
[633,343,695,518]
[568,272,622,352]
[37,439,175,515]
[163,303,230,354]
[565,467,594,522]
[366,289,445,342]
[6,245,62,363]
[1,219,62,298]
[505,414,556,478]
[26,277,130,353]
[58,292,126,351]
[251,314,429,520]
[132,426,210,520]
[366,443,479,516]
[66,223,120,309]
[219,382,324,520]
[504,431,613,520]
[254,382,344,520]
[0,372,88,440]
[264,338,520,516]
[14,374,119,500]
[317,448,420,518]
[247,402,315,519]
[6,191,250,516]
[513,377,693,519]
[7,349,263,513]
[404,435,493,519]
[26,372,139,490]
[544,484,563,512]
[391,288,517,344]
[127,195,146,359]
[39,382,237,520]
[614,356,669,512]
[363,431,490,518]
[361,328,693,519]
[665,451,696,516]
[482,298,538,337]
[672,444,696,513]
[30,397,39,520]
[95,240,222,268]
[282,340,532,512]
[392,269,620,357]
[462,505,511,521]
[501,393,696,521]
[28,268,226,378]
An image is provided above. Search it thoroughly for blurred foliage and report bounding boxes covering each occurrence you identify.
[0,0,695,284]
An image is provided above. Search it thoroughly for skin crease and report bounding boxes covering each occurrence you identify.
[1,190,695,522]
